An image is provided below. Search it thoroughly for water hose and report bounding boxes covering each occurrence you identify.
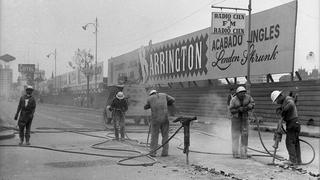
[252,112,315,165]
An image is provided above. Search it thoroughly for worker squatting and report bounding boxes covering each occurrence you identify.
[147,41,204,76]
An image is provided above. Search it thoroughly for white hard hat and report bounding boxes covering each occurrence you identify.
[149,90,157,95]
[271,90,282,103]
[236,86,246,94]
[116,91,124,99]
[26,85,33,90]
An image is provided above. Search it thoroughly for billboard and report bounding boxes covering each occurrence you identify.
[18,64,35,73]
[208,1,297,78]
[137,1,296,85]
[18,64,36,85]
[75,61,104,86]
[108,49,142,86]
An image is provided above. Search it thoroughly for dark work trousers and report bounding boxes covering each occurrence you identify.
[231,115,249,156]
[19,119,33,142]
[113,111,125,140]
[286,125,301,164]
[150,120,169,156]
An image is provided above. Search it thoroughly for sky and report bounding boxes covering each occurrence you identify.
[0,0,319,82]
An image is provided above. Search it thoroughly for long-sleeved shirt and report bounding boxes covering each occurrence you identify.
[110,98,128,115]
[16,94,36,121]
[144,93,175,123]
[229,94,255,119]
[280,96,299,129]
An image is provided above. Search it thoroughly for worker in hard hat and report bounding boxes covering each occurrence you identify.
[109,91,128,141]
[229,86,255,159]
[14,85,37,145]
[270,90,301,165]
[144,90,175,157]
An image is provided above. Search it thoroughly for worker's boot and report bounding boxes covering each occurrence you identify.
[240,146,248,159]
[25,136,30,145]
[19,140,23,146]
[120,127,125,141]
[114,128,119,141]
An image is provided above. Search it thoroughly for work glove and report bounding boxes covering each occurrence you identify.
[238,107,244,112]
[276,107,282,115]
[14,113,18,120]
[242,106,249,112]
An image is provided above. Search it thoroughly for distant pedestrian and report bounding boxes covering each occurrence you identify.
[229,86,255,159]
[109,91,128,141]
[14,85,36,146]
[144,90,175,157]
[271,90,301,165]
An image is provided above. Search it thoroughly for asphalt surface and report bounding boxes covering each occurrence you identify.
[0,100,319,180]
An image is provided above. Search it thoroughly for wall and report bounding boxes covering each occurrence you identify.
[159,80,320,125]
[42,80,320,126]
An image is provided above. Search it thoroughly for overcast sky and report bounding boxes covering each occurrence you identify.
[0,0,319,81]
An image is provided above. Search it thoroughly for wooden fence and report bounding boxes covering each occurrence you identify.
[159,80,320,125]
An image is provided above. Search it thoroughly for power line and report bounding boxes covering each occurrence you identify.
[102,0,230,47]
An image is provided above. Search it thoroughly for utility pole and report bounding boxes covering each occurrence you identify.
[245,0,252,94]
[95,17,98,90]
[319,0,320,80]
[54,48,57,91]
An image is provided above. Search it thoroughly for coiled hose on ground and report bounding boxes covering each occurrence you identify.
[0,114,316,167]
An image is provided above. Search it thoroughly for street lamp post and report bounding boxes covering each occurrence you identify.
[46,49,57,92]
[82,17,98,90]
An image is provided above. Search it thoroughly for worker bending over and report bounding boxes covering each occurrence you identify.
[271,90,301,165]
[144,90,175,157]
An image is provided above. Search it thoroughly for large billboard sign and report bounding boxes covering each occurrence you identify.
[109,1,296,86]
[209,1,296,78]
[108,50,141,86]
[139,29,209,84]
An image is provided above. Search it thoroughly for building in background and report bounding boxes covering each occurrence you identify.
[0,64,13,98]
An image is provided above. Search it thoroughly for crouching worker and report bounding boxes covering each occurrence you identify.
[229,86,255,159]
[109,91,128,141]
[144,90,175,157]
[270,90,301,165]
[14,85,36,146]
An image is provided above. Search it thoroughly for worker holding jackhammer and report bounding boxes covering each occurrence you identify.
[229,86,255,159]
[270,90,301,165]
[109,91,128,141]
[144,90,175,157]
[14,85,36,146]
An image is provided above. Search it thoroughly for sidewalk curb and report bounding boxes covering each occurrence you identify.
[0,130,15,140]
[251,126,320,138]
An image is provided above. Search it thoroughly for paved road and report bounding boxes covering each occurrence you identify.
[0,100,319,180]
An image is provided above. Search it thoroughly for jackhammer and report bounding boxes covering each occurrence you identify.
[269,117,285,165]
[173,116,197,164]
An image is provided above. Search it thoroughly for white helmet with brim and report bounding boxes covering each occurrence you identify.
[116,91,124,99]
[26,85,33,91]
[149,90,157,96]
[236,86,246,94]
[271,90,282,103]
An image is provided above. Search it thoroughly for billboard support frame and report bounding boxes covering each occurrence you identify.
[291,0,298,81]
